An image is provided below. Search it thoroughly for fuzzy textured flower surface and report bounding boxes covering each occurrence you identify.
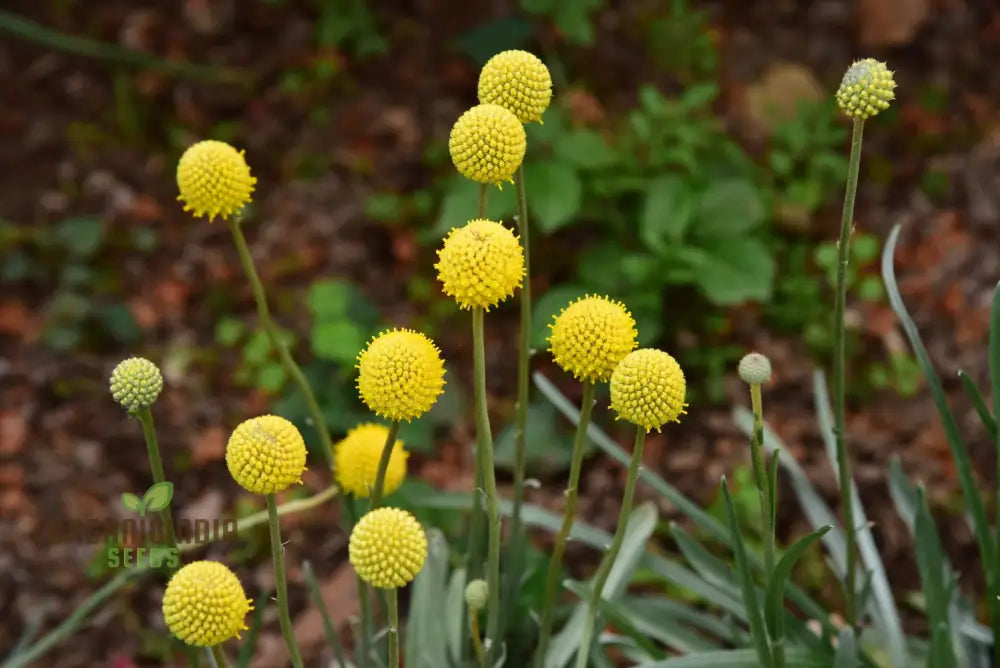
[548,295,637,383]
[449,104,526,186]
[162,560,252,647]
[334,423,408,498]
[836,59,896,120]
[436,218,524,310]
[610,349,687,432]
[109,357,163,413]
[225,415,307,495]
[176,140,256,221]
[349,507,428,589]
[357,329,446,421]
[738,352,772,385]
[477,50,552,124]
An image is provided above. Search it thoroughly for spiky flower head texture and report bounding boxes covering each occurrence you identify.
[349,507,428,589]
[225,415,307,495]
[737,352,772,385]
[448,104,526,186]
[477,50,552,124]
[464,578,489,609]
[162,560,252,647]
[334,423,408,498]
[109,357,163,413]
[836,59,896,120]
[176,140,256,221]
[357,329,446,421]
[610,349,687,432]
[436,218,524,310]
[548,295,638,383]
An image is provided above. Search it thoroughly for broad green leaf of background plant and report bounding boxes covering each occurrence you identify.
[691,179,765,238]
[523,162,583,233]
[435,176,516,237]
[554,129,619,170]
[676,238,775,305]
[641,175,696,249]
[530,284,590,348]
[143,482,173,513]
[311,321,365,366]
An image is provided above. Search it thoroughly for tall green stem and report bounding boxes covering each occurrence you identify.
[369,421,401,508]
[575,427,646,668]
[504,164,532,635]
[387,588,400,668]
[472,307,502,667]
[135,406,178,552]
[227,217,333,465]
[210,645,230,668]
[535,381,594,667]
[266,495,304,668]
[833,118,865,626]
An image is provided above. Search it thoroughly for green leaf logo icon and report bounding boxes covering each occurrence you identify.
[121,492,142,513]
[143,482,174,512]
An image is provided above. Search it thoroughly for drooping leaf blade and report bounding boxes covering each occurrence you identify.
[763,525,830,653]
[405,529,451,668]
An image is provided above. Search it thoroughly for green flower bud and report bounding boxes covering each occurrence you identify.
[836,58,896,120]
[110,357,163,413]
[464,579,488,610]
[737,353,772,385]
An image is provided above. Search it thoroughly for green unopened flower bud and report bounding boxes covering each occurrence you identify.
[737,353,772,385]
[110,357,163,413]
[464,579,488,610]
[836,58,896,120]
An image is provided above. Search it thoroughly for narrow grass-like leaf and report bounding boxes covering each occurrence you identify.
[958,370,996,439]
[833,627,857,668]
[444,569,467,667]
[763,526,830,657]
[405,528,450,668]
[670,523,735,588]
[564,581,666,660]
[302,561,346,668]
[882,225,995,594]
[812,370,907,666]
[914,486,956,667]
[618,596,732,653]
[721,478,772,667]
[636,647,829,667]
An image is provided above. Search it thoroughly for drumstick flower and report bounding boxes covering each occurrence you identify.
[162,560,252,647]
[477,50,552,124]
[449,104,526,187]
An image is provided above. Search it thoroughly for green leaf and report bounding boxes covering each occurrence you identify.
[670,523,734,588]
[914,486,957,667]
[97,303,141,344]
[636,648,829,668]
[434,176,516,238]
[405,529,450,668]
[453,17,534,65]
[530,285,589,349]
[120,492,141,512]
[957,370,995,438]
[720,478,772,667]
[554,0,600,45]
[311,320,365,366]
[762,525,830,649]
[257,362,288,394]
[989,280,1000,454]
[523,162,582,233]
[616,596,731,653]
[882,225,996,589]
[563,581,665,661]
[554,129,619,170]
[692,179,765,238]
[833,628,858,668]
[306,279,353,320]
[640,175,695,249]
[680,238,775,305]
[215,316,245,346]
[495,399,575,474]
[54,217,104,256]
[444,568,467,666]
[142,481,174,512]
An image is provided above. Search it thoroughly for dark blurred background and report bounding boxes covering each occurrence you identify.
[2,0,999,665]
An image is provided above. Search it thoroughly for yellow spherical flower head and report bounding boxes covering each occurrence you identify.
[349,507,428,589]
[610,349,687,432]
[478,50,552,124]
[357,329,446,422]
[449,104,526,186]
[334,423,409,498]
[109,356,163,413]
[225,415,307,495]
[176,140,256,221]
[162,560,252,647]
[548,295,637,383]
[436,218,524,310]
[836,59,896,120]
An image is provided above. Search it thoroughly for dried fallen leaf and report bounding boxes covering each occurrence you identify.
[859,0,931,46]
[191,426,226,465]
[0,410,27,454]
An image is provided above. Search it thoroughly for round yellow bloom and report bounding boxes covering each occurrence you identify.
[109,356,163,413]
[357,329,446,421]
[334,423,408,498]
[225,415,307,495]
[835,59,896,120]
[176,140,256,221]
[548,295,637,383]
[477,50,552,124]
[448,104,526,186]
[435,218,524,310]
[610,349,687,432]
[162,560,252,647]
[349,507,428,589]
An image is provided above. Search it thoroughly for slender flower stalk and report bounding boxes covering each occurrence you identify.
[575,426,646,668]
[535,381,595,666]
[210,645,230,668]
[136,406,178,552]
[369,421,402,508]
[227,217,334,465]
[267,495,304,668]
[472,307,502,666]
[386,588,400,668]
